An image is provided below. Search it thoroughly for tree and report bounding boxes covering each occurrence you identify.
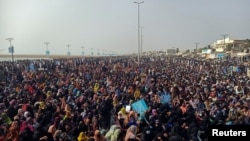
[203,46,208,49]
[176,48,180,53]
[225,44,233,51]
[184,49,190,54]
[198,48,203,52]
[244,39,250,48]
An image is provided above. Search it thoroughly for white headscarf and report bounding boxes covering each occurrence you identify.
[125,125,137,141]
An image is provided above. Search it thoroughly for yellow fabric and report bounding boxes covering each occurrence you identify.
[77,132,88,141]
[1,113,12,125]
[46,91,52,98]
[39,102,45,110]
[121,107,126,115]
[15,86,20,93]
[134,89,140,99]
[93,82,100,93]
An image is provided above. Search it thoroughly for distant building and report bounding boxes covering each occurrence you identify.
[167,49,176,55]
[201,49,212,54]
[211,37,246,52]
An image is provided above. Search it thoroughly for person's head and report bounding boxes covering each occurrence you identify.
[59,133,71,141]
[53,130,62,139]
[155,119,160,127]
[77,132,88,141]
[162,130,168,138]
[87,137,95,141]
[94,130,102,138]
[129,125,137,134]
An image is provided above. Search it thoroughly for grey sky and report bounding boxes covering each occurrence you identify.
[0,0,250,56]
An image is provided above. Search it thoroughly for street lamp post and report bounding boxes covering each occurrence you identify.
[195,42,199,53]
[6,38,14,84]
[140,26,144,57]
[97,49,100,56]
[91,48,93,56]
[66,44,70,56]
[221,34,228,59]
[81,46,84,56]
[103,49,105,56]
[221,34,228,49]
[134,1,144,66]
[44,42,50,55]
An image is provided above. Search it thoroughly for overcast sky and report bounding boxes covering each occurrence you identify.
[0,0,250,56]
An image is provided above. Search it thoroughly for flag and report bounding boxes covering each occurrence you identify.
[131,99,148,114]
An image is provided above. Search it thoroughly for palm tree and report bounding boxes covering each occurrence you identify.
[184,49,190,54]
[244,39,250,48]
[176,48,180,53]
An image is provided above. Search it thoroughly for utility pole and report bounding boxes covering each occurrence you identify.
[44,42,50,55]
[44,42,50,50]
[221,34,228,49]
[103,49,105,56]
[140,26,144,57]
[97,49,100,56]
[221,34,229,60]
[91,48,93,56]
[66,44,70,56]
[81,46,84,56]
[6,38,14,85]
[195,42,199,53]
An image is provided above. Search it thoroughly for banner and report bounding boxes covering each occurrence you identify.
[131,99,148,114]
[29,63,35,72]
[247,68,250,77]
[160,92,171,104]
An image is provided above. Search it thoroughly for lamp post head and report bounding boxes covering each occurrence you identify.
[6,38,14,45]
[6,38,14,41]
[134,1,144,4]
[44,42,50,45]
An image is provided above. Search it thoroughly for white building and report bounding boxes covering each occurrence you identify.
[211,37,246,52]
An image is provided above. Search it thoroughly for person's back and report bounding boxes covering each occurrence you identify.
[87,137,95,141]
[140,126,155,141]
[19,127,34,141]
[128,138,139,141]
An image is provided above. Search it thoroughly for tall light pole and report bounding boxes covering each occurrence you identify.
[6,38,14,84]
[134,1,144,66]
[140,26,144,56]
[81,46,84,56]
[221,34,228,49]
[103,49,105,56]
[91,48,93,56]
[194,42,199,53]
[44,42,50,55]
[221,34,230,59]
[66,44,70,56]
[97,49,100,56]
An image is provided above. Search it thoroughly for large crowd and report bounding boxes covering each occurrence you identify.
[0,55,249,141]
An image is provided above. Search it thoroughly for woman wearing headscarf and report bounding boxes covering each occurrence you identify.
[77,132,88,141]
[105,125,121,141]
[6,121,19,141]
[153,130,169,141]
[125,125,139,141]
[94,130,106,141]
